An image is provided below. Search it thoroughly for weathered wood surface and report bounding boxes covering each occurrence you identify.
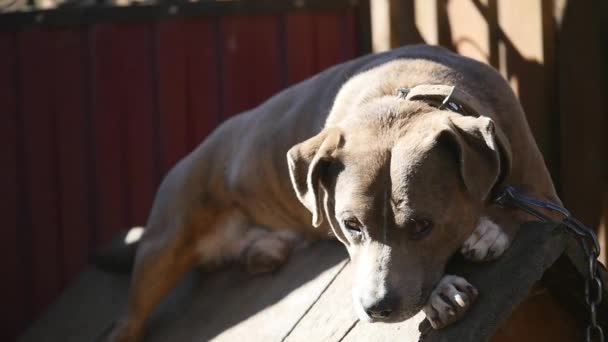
[422,222,569,341]
[18,222,604,342]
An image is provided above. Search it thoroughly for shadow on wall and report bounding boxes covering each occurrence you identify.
[389,0,607,231]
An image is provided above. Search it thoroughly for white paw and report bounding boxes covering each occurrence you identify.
[422,275,478,329]
[461,217,510,261]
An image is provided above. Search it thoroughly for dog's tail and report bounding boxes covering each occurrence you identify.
[90,226,145,274]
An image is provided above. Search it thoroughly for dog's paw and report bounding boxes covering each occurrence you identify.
[461,217,510,261]
[422,275,478,329]
[107,319,143,342]
[241,233,293,274]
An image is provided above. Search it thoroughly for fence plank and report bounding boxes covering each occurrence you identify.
[220,15,283,118]
[445,0,492,64]
[556,0,607,227]
[122,23,159,227]
[19,29,64,318]
[495,0,558,181]
[0,31,28,342]
[52,29,91,285]
[283,262,357,342]
[183,19,221,146]
[315,12,345,70]
[285,13,316,85]
[156,20,190,173]
[90,23,158,241]
[156,18,220,173]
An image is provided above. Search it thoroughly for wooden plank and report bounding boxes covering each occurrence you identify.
[156,19,190,173]
[420,223,568,341]
[343,9,358,59]
[556,0,607,227]
[90,23,159,241]
[19,241,348,342]
[285,13,317,86]
[220,14,283,118]
[19,28,64,318]
[341,312,425,342]
[20,223,582,342]
[122,23,159,227]
[283,261,358,342]
[314,11,345,70]
[0,31,28,342]
[52,28,92,284]
[495,0,558,183]
[445,0,493,65]
[146,241,348,341]
[89,23,130,245]
[156,18,221,172]
[183,18,221,146]
[17,268,131,342]
[387,0,425,48]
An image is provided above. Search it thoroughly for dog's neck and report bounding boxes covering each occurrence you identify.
[396,84,484,118]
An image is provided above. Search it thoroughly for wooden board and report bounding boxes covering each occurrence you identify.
[18,241,349,342]
[19,28,64,318]
[20,222,593,342]
[0,31,28,342]
[17,268,131,342]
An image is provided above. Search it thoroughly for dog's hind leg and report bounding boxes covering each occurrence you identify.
[235,228,301,274]
[108,223,198,342]
[109,207,225,342]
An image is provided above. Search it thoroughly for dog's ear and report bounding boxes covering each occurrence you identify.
[440,115,511,201]
[287,128,343,227]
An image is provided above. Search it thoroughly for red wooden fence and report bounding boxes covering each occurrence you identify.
[0,2,369,340]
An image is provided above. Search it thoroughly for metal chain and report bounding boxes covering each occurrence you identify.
[494,186,604,342]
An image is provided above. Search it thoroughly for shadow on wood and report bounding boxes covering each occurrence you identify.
[18,222,608,341]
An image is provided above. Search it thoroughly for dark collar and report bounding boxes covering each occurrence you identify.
[397,84,482,117]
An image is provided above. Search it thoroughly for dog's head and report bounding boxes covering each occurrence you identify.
[287,99,510,322]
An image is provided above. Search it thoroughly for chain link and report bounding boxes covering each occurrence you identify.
[494,186,604,342]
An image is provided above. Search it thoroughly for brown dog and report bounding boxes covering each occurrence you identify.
[108,45,560,341]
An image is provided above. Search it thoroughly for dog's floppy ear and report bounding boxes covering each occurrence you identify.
[440,115,511,201]
[287,128,343,227]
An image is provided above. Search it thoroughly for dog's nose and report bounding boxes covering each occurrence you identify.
[366,307,393,319]
[363,298,395,320]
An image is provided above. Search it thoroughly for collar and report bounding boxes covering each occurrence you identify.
[397,84,484,117]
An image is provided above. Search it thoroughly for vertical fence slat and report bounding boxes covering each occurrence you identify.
[91,23,159,238]
[123,23,158,226]
[19,29,63,317]
[0,31,27,342]
[557,0,607,227]
[314,12,345,70]
[220,15,283,118]
[496,0,557,179]
[285,13,317,85]
[343,9,358,59]
[156,20,190,174]
[185,19,220,146]
[156,18,220,173]
[90,24,129,243]
[53,29,91,284]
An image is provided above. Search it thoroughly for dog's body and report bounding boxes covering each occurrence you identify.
[110,45,559,341]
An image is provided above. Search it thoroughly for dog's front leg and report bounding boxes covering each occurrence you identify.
[422,275,478,329]
[460,213,515,262]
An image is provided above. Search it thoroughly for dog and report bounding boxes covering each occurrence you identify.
[107,45,560,341]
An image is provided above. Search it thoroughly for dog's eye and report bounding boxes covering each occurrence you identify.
[343,218,363,237]
[406,219,433,240]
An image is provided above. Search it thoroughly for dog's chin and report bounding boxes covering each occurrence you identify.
[354,302,421,324]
